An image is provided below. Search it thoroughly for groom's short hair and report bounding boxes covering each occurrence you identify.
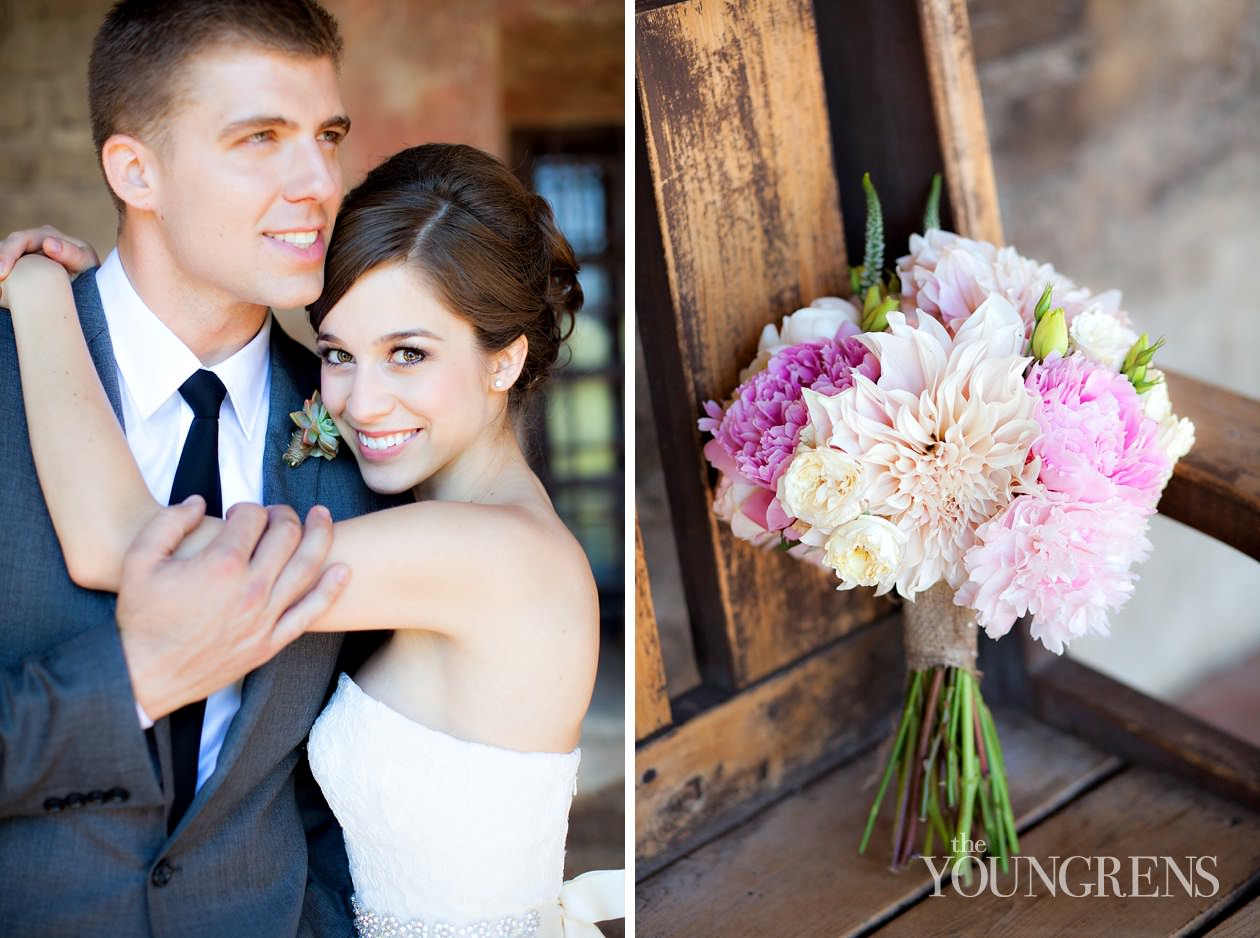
[88,0,343,200]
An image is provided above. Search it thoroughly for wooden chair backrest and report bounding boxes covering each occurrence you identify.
[634,0,1007,874]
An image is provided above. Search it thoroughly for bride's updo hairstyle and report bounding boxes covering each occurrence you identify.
[309,143,581,414]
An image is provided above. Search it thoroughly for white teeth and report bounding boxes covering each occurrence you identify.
[267,231,318,247]
[357,430,417,451]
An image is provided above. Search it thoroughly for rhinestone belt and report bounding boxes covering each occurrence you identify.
[351,896,542,938]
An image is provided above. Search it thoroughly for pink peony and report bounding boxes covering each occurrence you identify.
[699,329,878,492]
[957,492,1152,654]
[1026,354,1169,510]
[897,230,1123,340]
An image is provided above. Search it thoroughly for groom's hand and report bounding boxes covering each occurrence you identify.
[116,499,350,720]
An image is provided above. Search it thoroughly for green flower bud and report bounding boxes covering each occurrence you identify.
[863,285,881,316]
[862,294,898,333]
[1030,308,1068,361]
[1121,334,1166,390]
[1033,284,1054,324]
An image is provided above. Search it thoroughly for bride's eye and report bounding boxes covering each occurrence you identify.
[320,347,353,366]
[390,347,427,366]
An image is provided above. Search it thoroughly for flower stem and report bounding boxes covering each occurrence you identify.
[955,670,978,868]
[860,672,920,854]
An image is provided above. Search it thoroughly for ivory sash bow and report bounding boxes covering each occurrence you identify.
[551,869,625,936]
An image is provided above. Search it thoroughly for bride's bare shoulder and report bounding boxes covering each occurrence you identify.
[388,497,598,623]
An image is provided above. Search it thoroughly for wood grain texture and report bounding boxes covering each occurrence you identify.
[636,709,1121,936]
[635,90,737,687]
[1207,895,1260,937]
[815,0,957,263]
[1159,370,1260,562]
[917,0,1004,243]
[1028,653,1260,814]
[635,617,904,876]
[878,768,1260,938]
[637,0,889,689]
[636,516,672,740]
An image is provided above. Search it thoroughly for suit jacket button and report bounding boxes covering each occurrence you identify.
[65,792,85,809]
[151,860,175,887]
[86,790,106,805]
[42,797,64,813]
[107,787,130,803]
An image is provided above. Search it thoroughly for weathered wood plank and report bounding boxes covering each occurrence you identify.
[814,0,956,263]
[878,768,1260,937]
[1207,894,1260,937]
[917,0,1004,243]
[634,90,737,687]
[637,0,888,689]
[635,616,904,876]
[636,516,672,740]
[1159,370,1260,562]
[1028,653,1260,813]
[636,709,1121,936]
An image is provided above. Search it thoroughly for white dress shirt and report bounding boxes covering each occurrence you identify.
[97,249,272,792]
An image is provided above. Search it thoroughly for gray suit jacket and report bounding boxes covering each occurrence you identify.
[0,271,389,936]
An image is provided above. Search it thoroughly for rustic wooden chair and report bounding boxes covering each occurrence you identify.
[634,0,1260,934]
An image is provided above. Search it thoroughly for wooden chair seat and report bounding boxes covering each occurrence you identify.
[637,710,1260,936]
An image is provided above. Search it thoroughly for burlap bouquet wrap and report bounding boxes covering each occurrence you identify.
[904,582,978,674]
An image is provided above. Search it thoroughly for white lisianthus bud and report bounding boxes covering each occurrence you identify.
[1139,369,1173,422]
[823,516,906,590]
[1140,369,1196,486]
[776,444,867,532]
[1068,309,1138,371]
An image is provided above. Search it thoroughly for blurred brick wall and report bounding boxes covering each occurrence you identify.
[0,0,623,252]
[0,1,117,259]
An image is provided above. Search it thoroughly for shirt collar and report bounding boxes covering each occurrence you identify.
[96,249,272,440]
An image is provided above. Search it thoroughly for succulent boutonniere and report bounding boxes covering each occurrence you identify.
[283,390,340,467]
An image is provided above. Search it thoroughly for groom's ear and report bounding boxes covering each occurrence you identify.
[101,134,159,213]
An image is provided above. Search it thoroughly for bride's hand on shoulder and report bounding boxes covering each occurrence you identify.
[0,225,100,283]
[0,253,75,311]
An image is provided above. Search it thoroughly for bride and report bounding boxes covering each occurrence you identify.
[1,143,622,937]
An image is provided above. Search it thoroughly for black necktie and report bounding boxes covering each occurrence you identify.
[167,369,226,832]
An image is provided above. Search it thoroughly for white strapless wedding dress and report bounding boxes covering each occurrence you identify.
[308,674,622,937]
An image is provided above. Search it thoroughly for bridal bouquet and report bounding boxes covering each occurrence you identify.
[698,175,1195,872]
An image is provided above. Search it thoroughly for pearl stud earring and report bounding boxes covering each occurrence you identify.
[494,378,504,389]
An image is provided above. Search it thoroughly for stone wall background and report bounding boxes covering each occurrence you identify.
[968,0,1260,700]
[638,0,1260,710]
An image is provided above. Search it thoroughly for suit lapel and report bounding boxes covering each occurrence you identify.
[73,269,125,424]
[73,271,177,792]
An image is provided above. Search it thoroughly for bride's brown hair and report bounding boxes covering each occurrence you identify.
[308,143,581,412]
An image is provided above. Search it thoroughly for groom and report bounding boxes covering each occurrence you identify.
[0,1,389,934]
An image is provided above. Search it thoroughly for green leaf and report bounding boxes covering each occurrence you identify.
[860,172,885,294]
[923,173,942,232]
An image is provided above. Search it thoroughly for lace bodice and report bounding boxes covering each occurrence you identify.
[308,674,582,931]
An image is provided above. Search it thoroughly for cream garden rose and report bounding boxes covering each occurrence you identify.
[776,443,866,533]
[823,516,907,592]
